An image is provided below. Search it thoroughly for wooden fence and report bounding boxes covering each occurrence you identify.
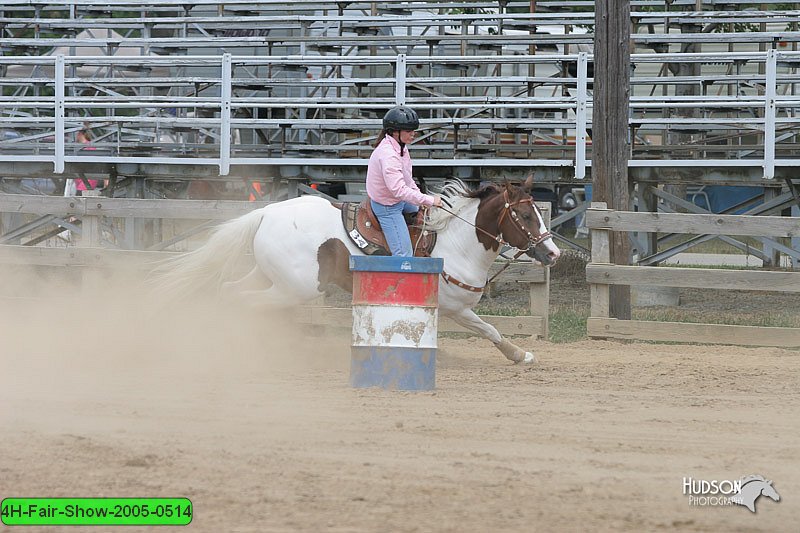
[0,193,550,338]
[586,201,800,347]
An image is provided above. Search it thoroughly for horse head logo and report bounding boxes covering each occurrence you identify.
[731,475,781,513]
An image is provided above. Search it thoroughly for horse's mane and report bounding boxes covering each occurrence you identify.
[740,475,768,486]
[425,179,501,231]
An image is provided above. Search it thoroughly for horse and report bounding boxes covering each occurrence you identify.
[731,475,781,513]
[154,175,561,364]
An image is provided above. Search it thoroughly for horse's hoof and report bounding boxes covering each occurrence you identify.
[521,351,536,364]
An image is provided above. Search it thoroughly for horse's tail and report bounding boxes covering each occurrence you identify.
[149,207,266,299]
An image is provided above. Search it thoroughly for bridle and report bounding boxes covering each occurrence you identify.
[438,188,553,293]
[495,189,553,252]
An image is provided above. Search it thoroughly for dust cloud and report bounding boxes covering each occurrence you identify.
[0,262,351,430]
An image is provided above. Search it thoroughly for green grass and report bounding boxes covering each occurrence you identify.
[471,303,799,343]
[549,307,590,343]
[470,304,590,343]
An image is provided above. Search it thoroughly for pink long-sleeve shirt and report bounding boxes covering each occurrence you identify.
[366,135,435,207]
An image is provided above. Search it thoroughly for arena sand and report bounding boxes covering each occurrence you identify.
[1,268,798,532]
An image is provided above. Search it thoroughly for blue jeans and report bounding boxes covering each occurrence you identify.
[370,199,419,256]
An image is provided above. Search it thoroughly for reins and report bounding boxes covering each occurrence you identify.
[435,189,553,292]
[486,249,527,284]
[436,203,502,245]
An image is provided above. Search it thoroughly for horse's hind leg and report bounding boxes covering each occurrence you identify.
[220,266,319,309]
[447,308,535,364]
[236,284,320,310]
[221,266,273,297]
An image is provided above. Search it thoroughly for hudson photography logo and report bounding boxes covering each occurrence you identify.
[683,475,781,512]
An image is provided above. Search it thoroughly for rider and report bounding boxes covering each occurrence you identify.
[366,105,442,257]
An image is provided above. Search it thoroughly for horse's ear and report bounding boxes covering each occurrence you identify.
[523,172,535,193]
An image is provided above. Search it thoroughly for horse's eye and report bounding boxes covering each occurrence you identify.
[522,213,532,221]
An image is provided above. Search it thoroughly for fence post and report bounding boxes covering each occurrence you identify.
[77,197,102,290]
[78,204,100,249]
[589,201,610,320]
[529,202,551,339]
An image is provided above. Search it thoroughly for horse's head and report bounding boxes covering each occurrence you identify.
[736,475,781,512]
[761,480,781,502]
[473,174,561,265]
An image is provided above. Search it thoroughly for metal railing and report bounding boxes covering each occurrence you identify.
[2,50,800,179]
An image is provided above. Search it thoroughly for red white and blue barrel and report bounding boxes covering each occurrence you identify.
[349,256,444,390]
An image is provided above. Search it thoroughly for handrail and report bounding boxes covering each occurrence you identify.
[2,51,799,179]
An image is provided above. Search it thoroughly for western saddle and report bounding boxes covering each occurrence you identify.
[337,200,436,257]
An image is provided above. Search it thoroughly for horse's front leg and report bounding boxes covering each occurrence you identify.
[447,308,535,364]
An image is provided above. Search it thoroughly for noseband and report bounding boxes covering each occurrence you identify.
[495,190,552,251]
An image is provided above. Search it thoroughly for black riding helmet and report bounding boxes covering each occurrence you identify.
[383,106,419,132]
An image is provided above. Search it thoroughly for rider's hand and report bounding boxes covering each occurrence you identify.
[432,196,443,208]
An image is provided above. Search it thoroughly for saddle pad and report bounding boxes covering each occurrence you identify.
[342,202,390,256]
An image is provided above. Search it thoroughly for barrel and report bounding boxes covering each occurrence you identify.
[349,256,444,390]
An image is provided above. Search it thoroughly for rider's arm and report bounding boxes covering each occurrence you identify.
[382,153,435,206]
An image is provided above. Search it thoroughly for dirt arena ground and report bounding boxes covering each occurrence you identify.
[1,275,798,532]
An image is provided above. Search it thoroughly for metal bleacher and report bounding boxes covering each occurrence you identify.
[1,0,800,197]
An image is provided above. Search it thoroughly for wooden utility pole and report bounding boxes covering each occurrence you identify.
[593,0,631,319]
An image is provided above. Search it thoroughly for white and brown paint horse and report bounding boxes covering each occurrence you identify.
[155,176,560,363]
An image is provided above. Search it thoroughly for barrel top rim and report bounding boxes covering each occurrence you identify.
[349,255,444,274]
